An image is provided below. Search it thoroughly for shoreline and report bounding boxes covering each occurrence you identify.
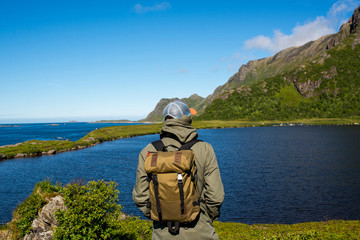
[1,118,360,161]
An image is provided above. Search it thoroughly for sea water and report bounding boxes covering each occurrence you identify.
[0,125,359,224]
[0,122,141,146]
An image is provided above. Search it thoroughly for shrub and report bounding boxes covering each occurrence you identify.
[54,180,123,239]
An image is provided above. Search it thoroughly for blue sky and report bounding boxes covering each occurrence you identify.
[1,0,359,123]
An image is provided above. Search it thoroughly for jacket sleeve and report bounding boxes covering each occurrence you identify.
[202,143,225,221]
[132,146,151,218]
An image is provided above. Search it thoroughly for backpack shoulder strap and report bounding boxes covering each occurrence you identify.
[151,140,166,152]
[152,139,202,151]
[180,139,202,150]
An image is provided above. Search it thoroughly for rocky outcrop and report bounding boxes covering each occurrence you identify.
[284,65,339,98]
[24,195,66,240]
[350,5,360,34]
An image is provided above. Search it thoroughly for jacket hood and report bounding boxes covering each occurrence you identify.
[160,115,198,143]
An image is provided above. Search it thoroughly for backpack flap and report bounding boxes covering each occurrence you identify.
[145,150,194,174]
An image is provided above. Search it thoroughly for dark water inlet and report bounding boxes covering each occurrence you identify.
[0,125,359,224]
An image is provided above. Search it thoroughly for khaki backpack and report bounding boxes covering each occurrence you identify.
[144,139,202,233]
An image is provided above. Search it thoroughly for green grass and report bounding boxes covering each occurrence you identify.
[214,220,360,240]
[1,118,360,161]
[275,85,306,107]
[78,123,162,143]
[194,118,360,128]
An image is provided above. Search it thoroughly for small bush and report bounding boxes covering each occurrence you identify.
[54,180,123,239]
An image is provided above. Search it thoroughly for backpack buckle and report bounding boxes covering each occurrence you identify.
[167,222,180,235]
[177,173,183,182]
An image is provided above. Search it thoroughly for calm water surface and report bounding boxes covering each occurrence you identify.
[0,126,359,224]
[0,122,141,146]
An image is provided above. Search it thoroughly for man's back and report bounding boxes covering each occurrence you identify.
[133,116,224,239]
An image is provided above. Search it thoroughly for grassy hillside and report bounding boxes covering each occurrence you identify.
[198,35,360,121]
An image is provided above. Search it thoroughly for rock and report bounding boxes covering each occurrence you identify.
[39,196,65,227]
[15,153,27,158]
[349,5,360,34]
[24,195,66,240]
[0,143,23,148]
[47,150,56,155]
[83,137,95,142]
[41,150,56,155]
[295,79,322,98]
[0,229,11,240]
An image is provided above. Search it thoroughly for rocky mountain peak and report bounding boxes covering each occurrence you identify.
[349,5,360,33]
[208,5,360,101]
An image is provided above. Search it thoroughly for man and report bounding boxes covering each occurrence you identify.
[133,100,224,239]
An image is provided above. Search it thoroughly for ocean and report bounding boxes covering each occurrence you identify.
[1,124,359,224]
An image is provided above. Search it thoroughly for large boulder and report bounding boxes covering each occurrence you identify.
[24,195,66,240]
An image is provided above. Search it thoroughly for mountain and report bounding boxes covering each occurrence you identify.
[198,5,360,120]
[141,94,206,122]
[208,5,360,101]
[146,5,360,121]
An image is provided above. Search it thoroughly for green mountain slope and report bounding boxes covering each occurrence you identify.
[197,6,360,120]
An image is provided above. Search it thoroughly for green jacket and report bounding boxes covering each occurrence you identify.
[133,116,225,240]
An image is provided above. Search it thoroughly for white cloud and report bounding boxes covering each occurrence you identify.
[244,0,360,53]
[244,35,273,50]
[133,2,171,14]
[328,0,360,25]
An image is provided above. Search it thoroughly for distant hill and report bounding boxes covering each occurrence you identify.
[141,94,206,122]
[146,5,360,121]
